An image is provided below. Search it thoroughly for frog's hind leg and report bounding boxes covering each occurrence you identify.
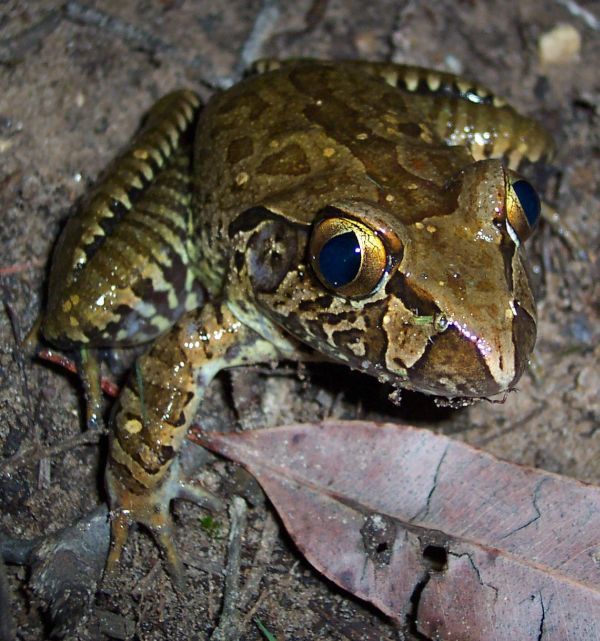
[345,61,556,170]
[39,90,204,430]
[248,59,554,170]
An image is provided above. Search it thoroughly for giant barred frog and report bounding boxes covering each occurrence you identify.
[38,60,553,581]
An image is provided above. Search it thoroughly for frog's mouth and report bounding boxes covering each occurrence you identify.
[401,305,536,399]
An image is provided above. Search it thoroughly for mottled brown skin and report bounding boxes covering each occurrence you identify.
[38,60,552,581]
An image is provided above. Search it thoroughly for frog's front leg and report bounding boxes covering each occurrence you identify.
[105,301,289,584]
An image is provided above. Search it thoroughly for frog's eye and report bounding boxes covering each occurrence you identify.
[506,179,541,243]
[309,217,389,297]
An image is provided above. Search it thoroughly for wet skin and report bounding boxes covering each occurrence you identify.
[39,60,552,580]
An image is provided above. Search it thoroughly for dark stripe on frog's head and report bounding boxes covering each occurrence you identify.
[257,143,311,176]
[281,66,464,222]
[228,205,308,237]
[510,302,536,387]
[226,136,254,164]
[406,326,496,397]
[385,271,439,317]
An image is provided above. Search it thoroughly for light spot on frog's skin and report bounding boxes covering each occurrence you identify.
[257,143,310,176]
[475,229,495,242]
[348,341,366,357]
[415,222,425,230]
[426,225,437,234]
[403,70,419,91]
[323,147,336,158]
[426,73,442,92]
[69,316,79,327]
[452,320,492,356]
[356,133,369,140]
[381,69,398,86]
[385,194,395,202]
[124,419,143,434]
[235,172,249,186]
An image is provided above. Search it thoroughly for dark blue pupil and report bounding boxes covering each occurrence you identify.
[513,180,541,227]
[318,231,361,288]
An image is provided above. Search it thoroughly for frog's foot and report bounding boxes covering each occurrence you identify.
[105,462,223,588]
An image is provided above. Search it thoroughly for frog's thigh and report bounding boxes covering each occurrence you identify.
[40,91,203,428]
[356,61,555,168]
[105,302,282,582]
[43,90,204,350]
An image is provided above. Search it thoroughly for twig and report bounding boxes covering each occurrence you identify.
[210,496,248,641]
[63,1,172,54]
[2,299,48,487]
[0,259,45,277]
[239,512,278,612]
[38,349,120,397]
[303,0,330,33]
[62,1,218,88]
[0,9,61,64]
[242,560,300,631]
[229,0,281,86]
[0,428,105,474]
[553,0,600,30]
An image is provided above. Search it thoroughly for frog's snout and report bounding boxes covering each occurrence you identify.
[405,308,536,399]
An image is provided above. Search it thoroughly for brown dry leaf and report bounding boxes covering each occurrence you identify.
[190,420,600,641]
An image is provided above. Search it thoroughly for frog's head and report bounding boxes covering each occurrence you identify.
[232,159,539,400]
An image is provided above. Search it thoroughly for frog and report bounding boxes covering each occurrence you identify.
[37,59,553,583]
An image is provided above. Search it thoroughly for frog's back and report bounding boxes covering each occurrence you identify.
[192,60,473,288]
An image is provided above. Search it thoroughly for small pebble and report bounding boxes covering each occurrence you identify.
[538,23,581,65]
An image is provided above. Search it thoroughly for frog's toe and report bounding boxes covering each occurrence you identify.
[105,499,186,588]
[105,463,222,587]
[174,478,224,511]
[104,509,133,580]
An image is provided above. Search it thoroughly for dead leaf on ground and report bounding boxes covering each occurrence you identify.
[190,420,600,641]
